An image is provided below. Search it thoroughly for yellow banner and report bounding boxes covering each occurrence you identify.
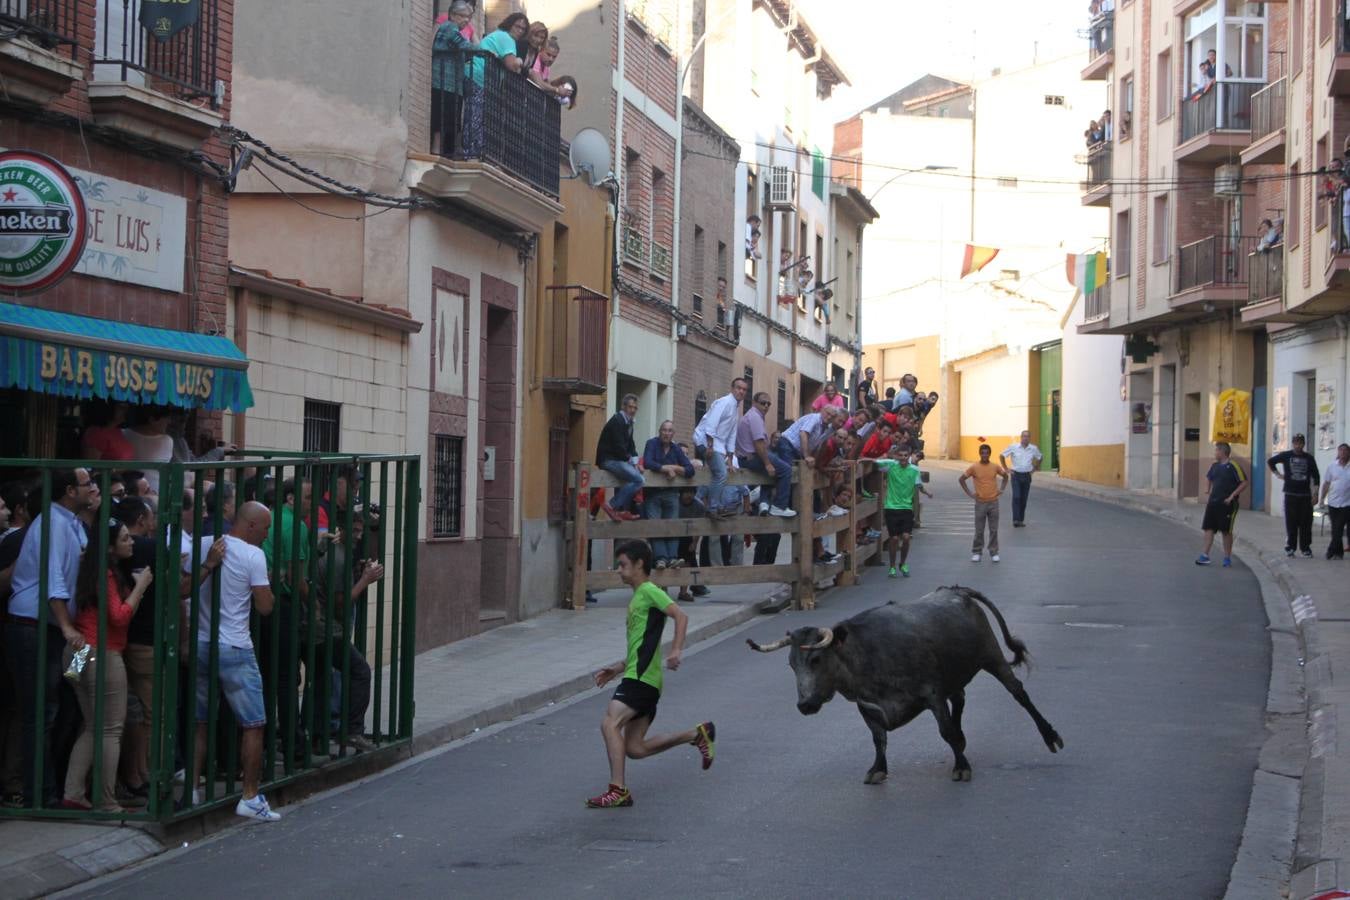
[1212,388,1251,445]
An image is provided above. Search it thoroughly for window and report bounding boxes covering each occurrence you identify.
[997,176,1019,189]
[302,399,341,453]
[776,380,788,432]
[692,225,706,315]
[1289,162,1301,247]
[999,269,1021,281]
[744,170,760,281]
[845,248,855,317]
[650,167,667,238]
[1152,194,1170,263]
[623,148,641,225]
[811,148,826,200]
[548,425,569,524]
[1115,209,1132,274]
[1119,75,1134,140]
[432,435,464,538]
[1317,137,1329,229]
[716,240,727,283]
[1294,0,1305,76]
[1156,50,1173,120]
[742,366,755,413]
[694,390,708,425]
[1044,95,1066,106]
[1320,0,1331,44]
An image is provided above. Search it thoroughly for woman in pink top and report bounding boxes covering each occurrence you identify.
[63,519,152,812]
[80,401,134,461]
[532,36,559,81]
[811,383,846,413]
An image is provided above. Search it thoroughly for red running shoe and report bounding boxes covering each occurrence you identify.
[585,784,633,808]
[693,721,716,770]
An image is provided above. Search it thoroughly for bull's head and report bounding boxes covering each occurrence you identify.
[747,626,847,715]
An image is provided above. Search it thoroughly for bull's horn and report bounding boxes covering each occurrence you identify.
[800,627,834,651]
[746,633,793,653]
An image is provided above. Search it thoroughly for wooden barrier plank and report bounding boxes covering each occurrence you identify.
[572,464,786,490]
[813,513,852,538]
[854,497,879,519]
[574,515,798,540]
[793,463,816,611]
[586,564,797,591]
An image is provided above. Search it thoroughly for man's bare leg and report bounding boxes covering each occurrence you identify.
[241,727,264,800]
[899,533,912,567]
[1221,532,1234,559]
[1201,529,1216,556]
[886,535,898,569]
[623,715,700,763]
[600,700,640,787]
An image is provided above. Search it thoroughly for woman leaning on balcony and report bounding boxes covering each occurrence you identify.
[431,1,476,156]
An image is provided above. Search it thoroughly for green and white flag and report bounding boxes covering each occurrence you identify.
[1067,252,1108,293]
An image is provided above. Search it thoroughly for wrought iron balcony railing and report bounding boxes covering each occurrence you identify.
[1246,248,1283,304]
[1087,11,1113,62]
[1175,235,1257,293]
[1085,143,1111,190]
[0,0,79,56]
[95,0,222,106]
[1180,80,1261,143]
[1083,286,1109,323]
[1249,78,1285,145]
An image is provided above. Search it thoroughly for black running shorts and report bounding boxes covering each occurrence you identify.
[612,677,660,723]
[884,508,915,538]
[1201,500,1238,534]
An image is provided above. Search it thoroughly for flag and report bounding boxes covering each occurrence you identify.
[960,244,1000,278]
[1212,388,1252,445]
[1067,251,1109,293]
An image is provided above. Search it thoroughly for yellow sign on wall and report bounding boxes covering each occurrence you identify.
[1212,388,1251,445]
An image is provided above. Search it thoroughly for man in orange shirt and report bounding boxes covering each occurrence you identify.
[958,443,1009,563]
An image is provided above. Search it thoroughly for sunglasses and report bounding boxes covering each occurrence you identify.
[756,400,770,407]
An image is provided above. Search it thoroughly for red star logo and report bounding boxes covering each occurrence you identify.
[1,189,16,202]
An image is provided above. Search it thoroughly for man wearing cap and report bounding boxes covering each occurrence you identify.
[1268,434,1321,558]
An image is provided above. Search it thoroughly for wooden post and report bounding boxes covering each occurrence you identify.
[569,462,591,610]
[792,461,816,611]
[836,459,859,587]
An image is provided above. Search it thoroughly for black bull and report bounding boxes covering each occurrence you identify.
[747,585,1064,784]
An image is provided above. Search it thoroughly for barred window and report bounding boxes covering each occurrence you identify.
[303,399,341,453]
[433,435,464,538]
[694,390,708,425]
[777,379,788,433]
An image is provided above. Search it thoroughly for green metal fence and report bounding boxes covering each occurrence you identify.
[0,453,420,822]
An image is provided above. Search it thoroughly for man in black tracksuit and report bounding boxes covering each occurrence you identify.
[1269,434,1322,557]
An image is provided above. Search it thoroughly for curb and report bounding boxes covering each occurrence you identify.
[1034,476,1315,898]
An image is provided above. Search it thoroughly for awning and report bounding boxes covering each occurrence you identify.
[0,302,254,412]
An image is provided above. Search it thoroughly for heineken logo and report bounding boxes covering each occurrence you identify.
[0,151,87,295]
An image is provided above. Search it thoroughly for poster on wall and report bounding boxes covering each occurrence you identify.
[1272,387,1289,452]
[1131,401,1151,434]
[1317,382,1337,451]
[1212,388,1251,445]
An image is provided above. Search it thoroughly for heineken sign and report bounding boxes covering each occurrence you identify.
[140,0,201,42]
[0,151,87,295]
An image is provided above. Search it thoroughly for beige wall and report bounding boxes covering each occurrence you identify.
[862,334,943,449]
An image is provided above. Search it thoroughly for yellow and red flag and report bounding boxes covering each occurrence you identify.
[960,244,1000,278]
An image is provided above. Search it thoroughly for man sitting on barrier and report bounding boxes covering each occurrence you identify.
[692,378,747,519]
[736,392,795,518]
[595,394,643,522]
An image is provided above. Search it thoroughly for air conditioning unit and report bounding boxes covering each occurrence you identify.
[766,165,796,209]
[1214,164,1241,196]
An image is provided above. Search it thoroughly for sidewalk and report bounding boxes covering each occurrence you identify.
[1,580,778,899]
[1022,468,1345,900]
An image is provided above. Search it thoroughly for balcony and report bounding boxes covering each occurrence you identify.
[650,242,671,280]
[1170,234,1256,312]
[1241,78,1285,166]
[621,225,647,267]
[87,0,224,150]
[1239,247,1315,326]
[1077,285,1112,333]
[1331,9,1350,94]
[412,48,564,232]
[1177,81,1261,163]
[1310,193,1350,314]
[0,0,84,106]
[542,285,609,394]
[1081,144,1111,207]
[1081,12,1113,81]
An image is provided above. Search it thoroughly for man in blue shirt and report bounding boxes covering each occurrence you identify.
[1197,442,1248,568]
[5,467,94,806]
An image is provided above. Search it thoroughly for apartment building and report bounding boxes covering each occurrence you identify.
[1077,0,1290,504]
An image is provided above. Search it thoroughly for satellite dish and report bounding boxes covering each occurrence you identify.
[568,128,612,187]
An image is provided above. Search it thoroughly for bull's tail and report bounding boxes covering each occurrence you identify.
[945,585,1030,669]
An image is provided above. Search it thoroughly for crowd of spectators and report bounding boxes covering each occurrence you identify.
[0,403,385,822]
[587,369,939,601]
[431,4,578,158]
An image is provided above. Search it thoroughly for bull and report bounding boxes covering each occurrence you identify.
[747,585,1063,784]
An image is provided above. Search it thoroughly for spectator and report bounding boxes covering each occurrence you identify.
[121,470,151,499]
[778,407,846,477]
[882,386,897,411]
[121,408,173,495]
[484,12,528,73]
[861,421,895,459]
[960,444,1009,563]
[1256,218,1282,253]
[114,496,159,803]
[595,394,644,521]
[61,518,153,812]
[519,20,547,70]
[107,473,126,500]
[856,367,878,409]
[432,1,475,156]
[529,35,561,93]
[895,374,918,409]
[811,383,846,413]
[737,392,794,518]
[262,478,312,760]
[551,75,578,109]
[745,215,762,259]
[169,410,233,464]
[193,502,280,822]
[6,467,93,806]
[693,378,749,520]
[642,420,695,570]
[433,0,475,40]
[80,401,132,462]
[1269,434,1321,557]
[1100,109,1113,141]
[1320,442,1350,559]
[715,276,729,327]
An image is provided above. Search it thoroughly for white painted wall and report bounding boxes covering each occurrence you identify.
[1062,295,1127,447]
[957,352,1031,438]
[1270,320,1350,481]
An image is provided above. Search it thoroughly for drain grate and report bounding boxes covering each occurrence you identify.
[584,839,667,853]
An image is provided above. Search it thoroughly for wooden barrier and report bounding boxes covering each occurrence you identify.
[566,459,891,610]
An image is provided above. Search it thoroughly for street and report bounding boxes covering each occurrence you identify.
[75,488,1270,899]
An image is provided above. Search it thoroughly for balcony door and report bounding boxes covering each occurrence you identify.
[94,0,147,86]
[1183,1,1266,130]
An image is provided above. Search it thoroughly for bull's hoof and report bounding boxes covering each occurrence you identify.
[863,770,888,785]
[1045,731,1064,753]
[951,766,973,782]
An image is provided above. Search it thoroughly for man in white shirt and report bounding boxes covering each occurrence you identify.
[1001,431,1044,527]
[692,378,748,519]
[1320,442,1350,559]
[192,501,281,822]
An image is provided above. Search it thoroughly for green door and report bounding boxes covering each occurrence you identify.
[1035,342,1062,472]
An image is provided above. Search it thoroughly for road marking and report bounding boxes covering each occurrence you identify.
[1063,622,1125,629]
[584,839,667,852]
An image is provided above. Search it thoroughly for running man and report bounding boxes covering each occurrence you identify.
[1197,441,1248,568]
[875,444,933,578]
[588,540,716,808]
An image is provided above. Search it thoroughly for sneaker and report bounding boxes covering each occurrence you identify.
[173,769,186,785]
[191,788,204,806]
[691,585,711,597]
[888,566,898,578]
[1285,547,1295,558]
[1302,550,1314,558]
[667,557,684,569]
[814,513,827,522]
[768,505,797,518]
[971,553,981,562]
[865,528,883,540]
[115,785,148,808]
[991,554,1000,563]
[827,505,848,517]
[677,590,694,603]
[654,558,668,570]
[758,502,770,515]
[1222,558,1232,568]
[900,564,910,577]
[1195,554,1212,566]
[236,793,281,823]
[585,592,598,604]
[345,734,378,753]
[585,784,633,808]
[860,489,876,500]
[60,797,91,811]
[693,722,716,770]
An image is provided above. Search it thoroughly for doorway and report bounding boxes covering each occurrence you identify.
[1182,391,1202,499]
[479,305,517,623]
[1157,365,1176,492]
[1128,372,1154,490]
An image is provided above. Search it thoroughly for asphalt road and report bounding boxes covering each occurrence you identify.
[75,487,1270,899]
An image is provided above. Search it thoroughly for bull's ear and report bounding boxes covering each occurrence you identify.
[833,624,848,644]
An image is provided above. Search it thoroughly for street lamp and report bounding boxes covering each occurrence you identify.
[865,165,958,204]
